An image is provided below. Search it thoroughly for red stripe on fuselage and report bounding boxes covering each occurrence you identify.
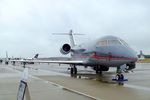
[80,55,137,61]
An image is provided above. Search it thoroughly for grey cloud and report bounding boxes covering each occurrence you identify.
[0,0,150,57]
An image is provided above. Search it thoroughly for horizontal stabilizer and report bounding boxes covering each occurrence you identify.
[52,30,84,47]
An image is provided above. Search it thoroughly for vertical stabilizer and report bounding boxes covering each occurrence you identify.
[5,51,9,65]
[69,30,75,47]
[34,54,39,59]
[139,50,145,60]
[140,50,143,56]
[52,30,84,48]
[6,51,8,61]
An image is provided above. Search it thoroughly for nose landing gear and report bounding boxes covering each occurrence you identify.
[112,66,128,85]
[115,72,125,85]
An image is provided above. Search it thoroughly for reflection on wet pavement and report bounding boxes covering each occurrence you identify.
[6,63,150,100]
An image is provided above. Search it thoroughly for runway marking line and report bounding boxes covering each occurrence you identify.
[9,66,102,100]
[10,65,150,99]
[33,76,103,100]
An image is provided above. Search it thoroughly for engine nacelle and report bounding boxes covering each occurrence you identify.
[60,44,71,55]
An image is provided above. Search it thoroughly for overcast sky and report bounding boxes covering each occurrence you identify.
[0,0,150,58]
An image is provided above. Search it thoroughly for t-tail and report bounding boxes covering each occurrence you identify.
[68,30,75,47]
[53,30,84,48]
[53,30,84,56]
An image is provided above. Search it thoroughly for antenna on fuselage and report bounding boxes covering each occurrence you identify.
[52,30,84,47]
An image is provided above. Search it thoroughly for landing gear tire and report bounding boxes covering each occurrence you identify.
[96,70,102,74]
[95,66,99,74]
[70,68,74,75]
[99,71,102,74]
[70,65,77,77]
[96,70,99,74]
[95,66,103,74]
[74,67,77,75]
[118,82,124,85]
[116,66,125,86]
[23,62,26,68]
[5,61,8,65]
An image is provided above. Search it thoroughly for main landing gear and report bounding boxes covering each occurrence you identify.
[70,65,77,77]
[23,62,26,68]
[12,61,15,66]
[5,61,9,65]
[95,66,102,74]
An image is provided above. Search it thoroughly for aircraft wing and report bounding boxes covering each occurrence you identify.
[32,60,84,64]
[10,59,85,65]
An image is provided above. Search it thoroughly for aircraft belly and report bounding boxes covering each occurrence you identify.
[88,58,131,67]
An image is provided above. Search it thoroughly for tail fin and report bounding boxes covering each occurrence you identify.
[6,51,8,61]
[140,50,143,56]
[53,30,84,47]
[34,54,39,59]
[69,30,75,47]
[139,50,145,60]
[5,51,9,64]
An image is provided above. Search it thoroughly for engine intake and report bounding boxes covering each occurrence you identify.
[60,44,71,55]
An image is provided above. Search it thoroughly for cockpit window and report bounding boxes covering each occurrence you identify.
[119,39,129,47]
[108,40,121,45]
[97,39,129,47]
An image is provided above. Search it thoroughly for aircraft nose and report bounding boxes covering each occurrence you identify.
[116,46,138,61]
[131,51,138,61]
[127,49,138,61]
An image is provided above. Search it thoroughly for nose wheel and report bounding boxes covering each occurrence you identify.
[113,66,128,85]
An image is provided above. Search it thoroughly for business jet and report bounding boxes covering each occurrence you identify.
[22,30,137,75]
[11,54,39,65]
[11,30,138,76]
[25,53,39,60]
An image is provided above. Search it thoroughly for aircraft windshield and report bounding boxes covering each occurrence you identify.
[119,39,129,47]
[108,40,121,45]
[97,39,128,46]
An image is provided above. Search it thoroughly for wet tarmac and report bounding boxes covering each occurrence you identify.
[1,63,150,100]
[0,65,94,100]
